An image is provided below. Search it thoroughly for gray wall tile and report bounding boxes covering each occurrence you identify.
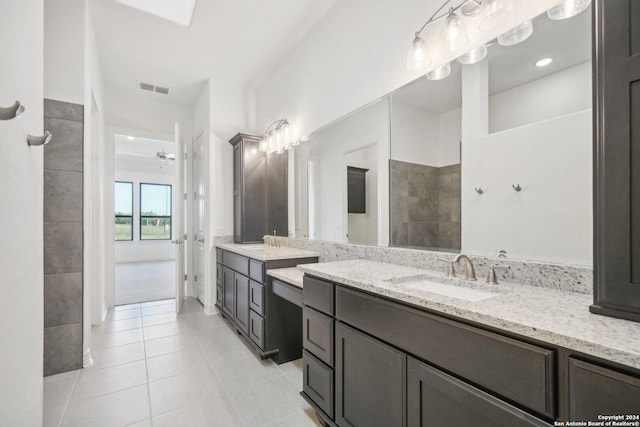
[44,99,83,122]
[44,273,83,328]
[44,117,83,172]
[44,169,83,222]
[44,323,83,376]
[44,222,83,274]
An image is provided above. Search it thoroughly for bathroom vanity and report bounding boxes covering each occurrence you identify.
[298,260,640,427]
[215,243,318,363]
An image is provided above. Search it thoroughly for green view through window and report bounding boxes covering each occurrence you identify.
[114,181,133,241]
[140,183,172,240]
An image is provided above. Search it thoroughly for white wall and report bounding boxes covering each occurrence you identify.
[309,98,389,245]
[0,0,44,424]
[114,158,175,263]
[490,61,592,133]
[347,145,378,245]
[391,102,461,167]
[462,110,592,266]
[254,0,564,141]
[44,0,84,104]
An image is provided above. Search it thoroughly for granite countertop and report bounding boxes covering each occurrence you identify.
[297,259,640,370]
[267,267,304,288]
[216,243,319,261]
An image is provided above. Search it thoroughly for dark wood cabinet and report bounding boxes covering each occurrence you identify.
[229,133,287,243]
[234,273,250,333]
[335,322,406,427]
[568,358,640,420]
[407,357,550,427]
[303,349,334,419]
[592,0,640,321]
[347,166,368,214]
[222,266,234,317]
[215,247,317,362]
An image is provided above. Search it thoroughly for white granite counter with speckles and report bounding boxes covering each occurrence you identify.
[216,243,319,261]
[297,259,640,370]
[267,267,304,288]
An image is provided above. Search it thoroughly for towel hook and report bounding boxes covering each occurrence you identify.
[27,131,52,147]
[0,101,25,121]
[512,184,521,192]
[475,187,484,194]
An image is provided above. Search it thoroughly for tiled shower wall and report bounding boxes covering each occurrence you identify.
[43,99,83,376]
[390,159,460,250]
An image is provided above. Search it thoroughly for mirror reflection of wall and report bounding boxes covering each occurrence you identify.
[306,98,390,245]
[346,146,377,245]
[390,65,462,251]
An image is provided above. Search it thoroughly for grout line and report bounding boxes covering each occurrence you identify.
[140,313,154,427]
[57,368,80,427]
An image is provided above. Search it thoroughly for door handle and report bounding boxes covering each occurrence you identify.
[197,238,205,243]
[171,240,184,244]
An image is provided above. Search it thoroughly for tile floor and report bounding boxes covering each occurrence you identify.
[44,298,322,427]
[115,261,175,305]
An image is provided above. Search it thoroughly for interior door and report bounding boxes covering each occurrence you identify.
[193,132,206,303]
[173,123,185,313]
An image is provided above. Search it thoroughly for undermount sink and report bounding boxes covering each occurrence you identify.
[384,275,497,302]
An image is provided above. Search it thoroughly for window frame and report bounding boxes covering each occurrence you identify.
[139,182,172,241]
[114,181,134,242]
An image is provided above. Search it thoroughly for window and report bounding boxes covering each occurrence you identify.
[140,183,172,240]
[115,181,133,241]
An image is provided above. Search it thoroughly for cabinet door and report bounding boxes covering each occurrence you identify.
[569,358,640,420]
[407,357,550,427]
[222,267,234,316]
[234,273,250,333]
[335,323,406,427]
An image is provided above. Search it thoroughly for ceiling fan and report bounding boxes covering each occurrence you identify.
[130,148,176,161]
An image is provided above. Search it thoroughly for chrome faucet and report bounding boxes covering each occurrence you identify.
[453,254,477,281]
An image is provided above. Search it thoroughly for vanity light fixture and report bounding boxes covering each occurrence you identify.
[439,8,469,52]
[478,0,514,32]
[259,119,298,154]
[547,0,591,20]
[407,0,480,71]
[497,19,533,46]
[535,57,553,67]
[427,62,452,80]
[458,43,488,64]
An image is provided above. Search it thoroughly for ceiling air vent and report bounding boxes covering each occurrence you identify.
[138,81,170,95]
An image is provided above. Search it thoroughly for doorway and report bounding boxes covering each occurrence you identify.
[192,131,206,304]
[113,134,177,305]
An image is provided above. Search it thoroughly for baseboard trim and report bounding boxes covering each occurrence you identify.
[204,304,218,316]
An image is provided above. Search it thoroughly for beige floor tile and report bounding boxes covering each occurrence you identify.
[212,352,285,397]
[71,360,147,402]
[43,371,78,427]
[153,401,242,427]
[61,385,150,427]
[148,370,226,417]
[91,341,146,369]
[277,358,304,389]
[127,419,152,427]
[143,321,190,340]
[146,347,210,383]
[114,303,140,312]
[102,317,143,333]
[141,303,176,317]
[144,333,197,358]
[105,308,142,322]
[141,312,178,327]
[93,328,144,349]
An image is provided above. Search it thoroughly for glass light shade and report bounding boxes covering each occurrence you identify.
[497,19,533,47]
[439,10,468,52]
[547,0,591,20]
[292,139,300,146]
[426,62,451,81]
[406,35,431,71]
[259,139,267,152]
[458,44,488,65]
[479,0,514,32]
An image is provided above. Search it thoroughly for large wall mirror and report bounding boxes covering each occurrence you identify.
[292,6,592,266]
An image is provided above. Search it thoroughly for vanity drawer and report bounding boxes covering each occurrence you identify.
[249,310,264,349]
[249,259,265,283]
[303,307,334,366]
[223,251,249,276]
[215,248,222,261]
[249,280,264,316]
[216,263,223,284]
[303,350,334,419]
[335,286,556,419]
[303,275,334,315]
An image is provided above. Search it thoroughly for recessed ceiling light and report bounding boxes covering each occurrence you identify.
[116,0,197,27]
[535,57,553,67]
